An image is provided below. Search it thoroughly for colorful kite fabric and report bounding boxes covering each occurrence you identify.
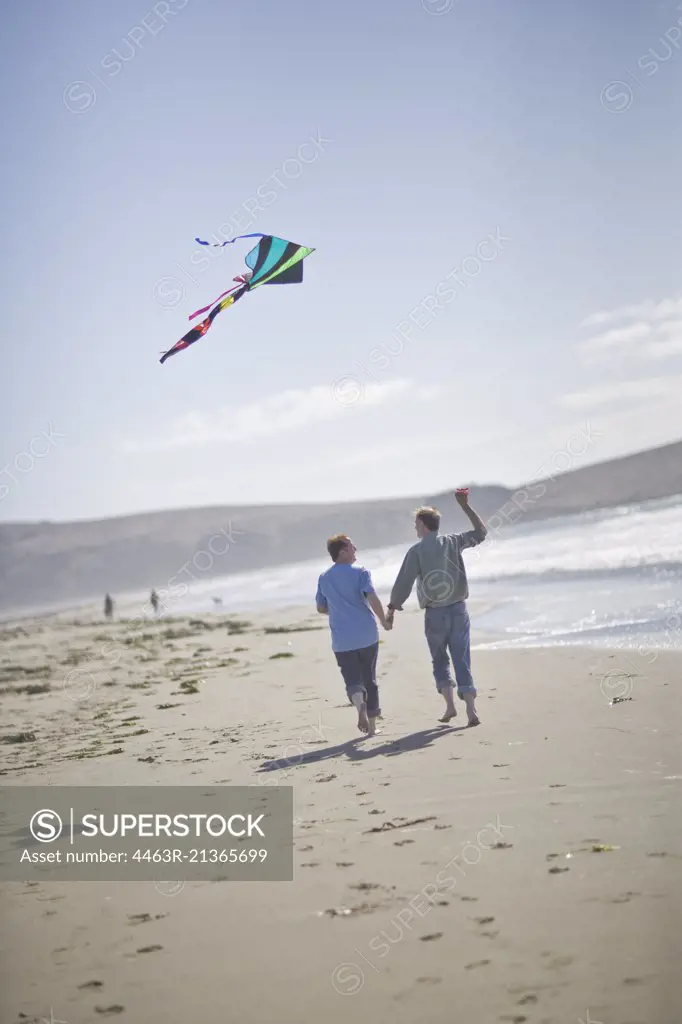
[159,234,314,365]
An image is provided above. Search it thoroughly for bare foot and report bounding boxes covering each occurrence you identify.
[367,718,381,737]
[357,703,370,734]
[463,695,479,726]
[439,707,457,723]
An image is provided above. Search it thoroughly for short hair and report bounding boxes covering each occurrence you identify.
[414,506,441,532]
[327,533,350,562]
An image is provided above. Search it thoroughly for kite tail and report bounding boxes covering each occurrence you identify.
[159,285,248,365]
[194,232,266,249]
[188,275,252,321]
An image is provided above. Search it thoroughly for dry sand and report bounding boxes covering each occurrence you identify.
[1,606,680,1024]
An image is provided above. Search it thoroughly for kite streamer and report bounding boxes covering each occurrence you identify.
[194,232,266,249]
[188,277,249,322]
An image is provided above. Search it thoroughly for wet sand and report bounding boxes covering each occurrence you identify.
[1,606,680,1024]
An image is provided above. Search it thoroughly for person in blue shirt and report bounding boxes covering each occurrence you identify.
[316,534,390,737]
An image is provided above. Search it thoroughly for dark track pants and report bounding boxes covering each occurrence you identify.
[334,642,381,717]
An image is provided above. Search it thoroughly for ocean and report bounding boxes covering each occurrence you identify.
[154,493,682,652]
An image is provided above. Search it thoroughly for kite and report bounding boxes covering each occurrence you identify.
[159,233,315,364]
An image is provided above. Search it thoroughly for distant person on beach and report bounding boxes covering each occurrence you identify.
[104,593,114,621]
[316,534,391,737]
[387,489,487,726]
[150,589,160,616]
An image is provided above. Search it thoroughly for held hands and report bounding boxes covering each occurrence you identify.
[382,609,395,631]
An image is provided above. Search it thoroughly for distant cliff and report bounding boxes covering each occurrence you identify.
[0,439,680,614]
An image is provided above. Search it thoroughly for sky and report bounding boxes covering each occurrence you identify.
[2,0,681,522]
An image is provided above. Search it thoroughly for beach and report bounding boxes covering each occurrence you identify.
[1,606,681,1024]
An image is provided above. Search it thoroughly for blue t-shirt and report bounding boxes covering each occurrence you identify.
[315,563,379,653]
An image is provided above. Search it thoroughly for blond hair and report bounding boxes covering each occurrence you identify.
[414,506,441,532]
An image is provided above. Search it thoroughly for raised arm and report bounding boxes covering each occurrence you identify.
[455,488,487,541]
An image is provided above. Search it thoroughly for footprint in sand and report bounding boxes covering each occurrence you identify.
[78,980,104,990]
[419,932,443,942]
[544,955,573,969]
[474,916,495,924]
[94,1007,125,1016]
[136,945,163,954]
[611,891,640,904]
[516,994,538,1005]
[465,959,491,969]
[336,862,354,868]
[416,977,442,984]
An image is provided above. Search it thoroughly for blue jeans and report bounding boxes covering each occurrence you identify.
[424,602,476,698]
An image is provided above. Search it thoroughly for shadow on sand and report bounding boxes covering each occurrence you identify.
[256,723,471,774]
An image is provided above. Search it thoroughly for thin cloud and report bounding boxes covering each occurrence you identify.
[561,373,682,410]
[120,378,426,453]
[580,321,651,353]
[659,319,682,337]
[580,319,682,363]
[578,295,682,365]
[647,334,682,359]
[647,320,682,358]
[580,296,682,329]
